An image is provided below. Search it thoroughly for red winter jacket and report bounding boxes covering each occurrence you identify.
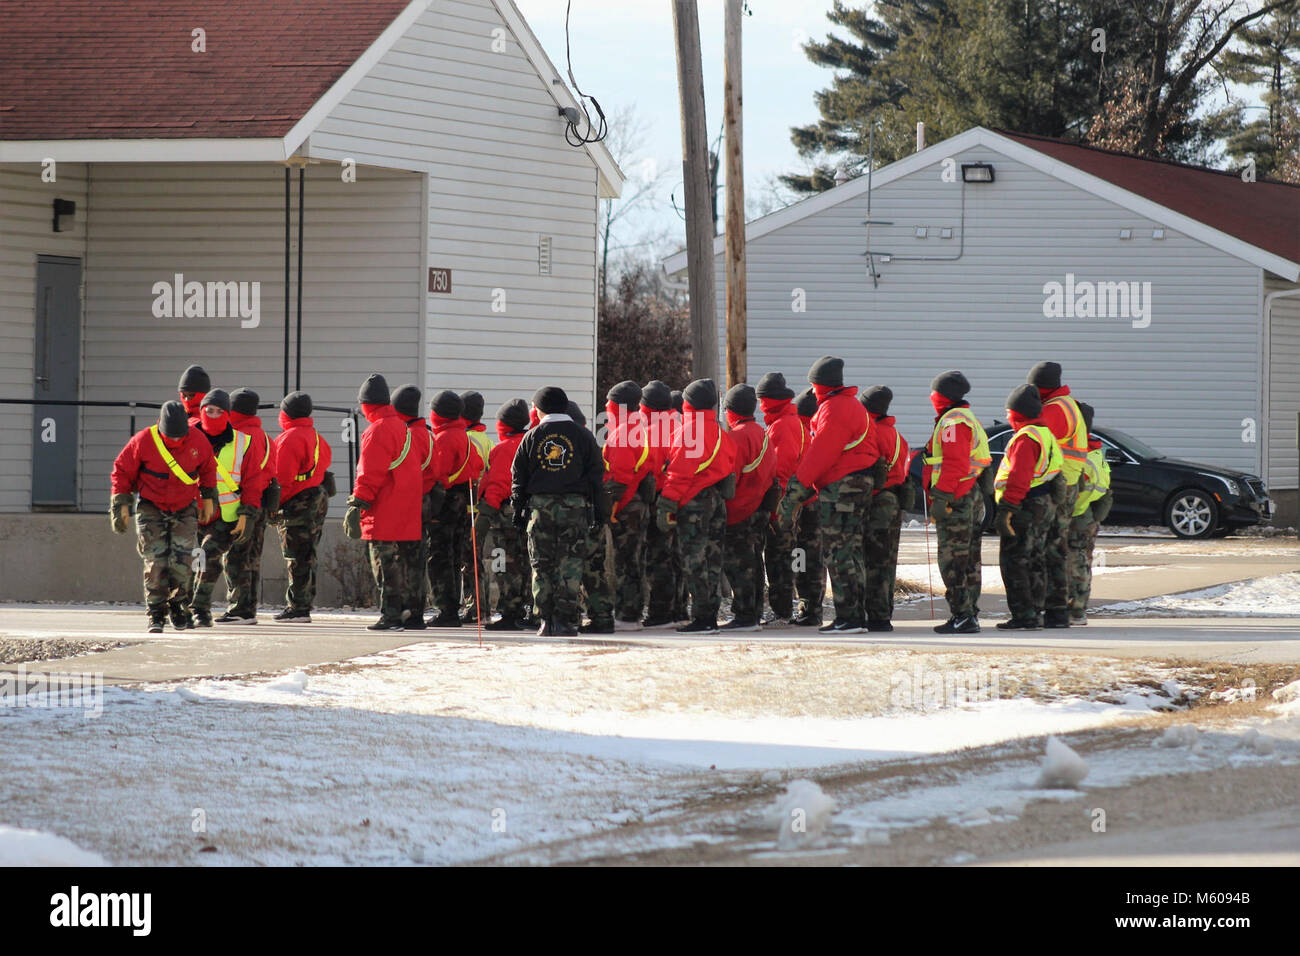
[760,397,806,493]
[922,394,979,499]
[1037,385,1076,445]
[112,425,216,512]
[870,414,909,493]
[406,418,438,495]
[430,413,484,489]
[230,411,275,505]
[1000,410,1050,506]
[353,404,422,541]
[643,404,676,492]
[602,401,655,514]
[273,415,332,503]
[725,413,777,524]
[661,404,736,506]
[795,385,875,491]
[481,423,526,510]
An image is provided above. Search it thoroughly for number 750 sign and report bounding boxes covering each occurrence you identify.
[428,268,451,294]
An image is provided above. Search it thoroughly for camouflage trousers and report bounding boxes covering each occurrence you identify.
[793,500,826,620]
[581,522,615,626]
[644,503,685,620]
[478,502,530,620]
[135,501,198,613]
[763,513,794,619]
[1067,508,1100,615]
[1045,482,1078,613]
[677,484,726,622]
[528,494,589,629]
[427,484,470,618]
[723,512,766,621]
[999,494,1053,621]
[277,486,328,612]
[817,471,874,623]
[862,487,904,622]
[369,539,420,625]
[223,508,267,616]
[934,489,985,619]
[609,495,649,623]
[191,518,238,612]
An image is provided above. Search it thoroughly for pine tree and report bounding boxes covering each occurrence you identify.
[1213,1,1300,180]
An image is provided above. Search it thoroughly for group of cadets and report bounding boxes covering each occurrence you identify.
[110,356,1111,636]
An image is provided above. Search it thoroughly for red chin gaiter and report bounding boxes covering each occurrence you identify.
[162,433,186,449]
[201,410,229,435]
[725,409,752,430]
[759,397,790,419]
[813,384,839,403]
[361,403,386,424]
[930,392,952,416]
[278,411,294,431]
[1007,410,1030,431]
[605,400,623,429]
[181,393,205,415]
[496,421,513,441]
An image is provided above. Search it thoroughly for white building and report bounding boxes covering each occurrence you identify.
[0,0,621,600]
[666,126,1300,524]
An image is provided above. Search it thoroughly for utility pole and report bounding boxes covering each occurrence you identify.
[672,0,719,383]
[723,0,746,388]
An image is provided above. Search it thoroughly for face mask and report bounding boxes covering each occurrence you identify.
[200,408,228,435]
[180,392,204,414]
[361,403,386,424]
[162,433,186,449]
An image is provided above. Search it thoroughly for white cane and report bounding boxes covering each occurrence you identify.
[921,486,936,619]
[468,476,483,646]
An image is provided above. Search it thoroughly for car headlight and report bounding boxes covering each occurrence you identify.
[1201,473,1239,497]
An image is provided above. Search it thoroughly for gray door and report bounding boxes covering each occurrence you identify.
[32,256,82,507]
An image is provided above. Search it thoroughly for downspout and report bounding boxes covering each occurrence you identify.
[283,168,290,398]
[296,165,305,391]
[1262,285,1300,507]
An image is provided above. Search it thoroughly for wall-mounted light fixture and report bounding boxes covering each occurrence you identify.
[52,198,76,233]
[960,162,994,183]
[914,226,928,238]
[1118,228,1132,240]
[1152,228,1166,240]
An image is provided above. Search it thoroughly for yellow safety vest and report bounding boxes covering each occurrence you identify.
[1073,445,1111,516]
[214,431,251,522]
[149,426,198,485]
[1045,394,1089,484]
[295,433,321,482]
[923,407,991,487]
[994,425,1063,503]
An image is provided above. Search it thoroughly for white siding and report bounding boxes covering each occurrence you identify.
[713,145,1265,476]
[1267,276,1300,490]
[307,0,600,415]
[80,162,423,512]
[0,163,89,511]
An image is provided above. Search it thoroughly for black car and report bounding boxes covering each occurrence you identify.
[905,423,1273,538]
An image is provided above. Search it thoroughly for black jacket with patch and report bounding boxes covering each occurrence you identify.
[511,416,608,521]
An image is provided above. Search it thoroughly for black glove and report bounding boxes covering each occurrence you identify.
[512,499,529,532]
[343,496,371,539]
[1092,490,1114,524]
[717,473,737,500]
[759,479,781,514]
[321,470,338,498]
[110,492,133,534]
[262,478,281,516]
[636,472,657,505]
[426,483,447,520]
[778,478,811,526]
[656,496,679,532]
[1051,474,1069,504]
[894,480,917,512]
[996,502,1019,537]
[871,456,889,488]
[930,489,955,519]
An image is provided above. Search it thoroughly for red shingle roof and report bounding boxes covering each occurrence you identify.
[0,0,412,140]
[997,130,1300,271]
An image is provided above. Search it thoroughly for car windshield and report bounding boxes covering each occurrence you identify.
[1103,428,1164,460]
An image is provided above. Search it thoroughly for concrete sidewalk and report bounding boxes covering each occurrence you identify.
[2,605,1300,682]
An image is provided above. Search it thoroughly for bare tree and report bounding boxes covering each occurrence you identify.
[599,103,670,302]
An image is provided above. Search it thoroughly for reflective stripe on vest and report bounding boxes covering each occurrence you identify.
[294,434,321,482]
[421,429,434,471]
[1046,395,1089,483]
[1073,446,1111,516]
[388,429,412,471]
[149,426,198,485]
[923,407,991,487]
[741,430,770,474]
[694,430,723,475]
[843,424,869,452]
[215,431,251,522]
[994,425,1063,503]
[447,439,472,482]
[887,431,902,469]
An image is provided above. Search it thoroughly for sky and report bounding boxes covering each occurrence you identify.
[514,0,839,257]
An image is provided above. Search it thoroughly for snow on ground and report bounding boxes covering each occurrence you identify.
[0,640,1195,865]
[1102,571,1300,617]
[894,562,1153,595]
[0,825,106,866]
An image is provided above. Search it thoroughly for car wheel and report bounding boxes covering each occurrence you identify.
[1165,489,1218,539]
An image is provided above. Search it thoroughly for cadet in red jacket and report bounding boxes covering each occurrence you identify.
[177,365,210,427]
[111,401,217,632]
[656,378,737,634]
[922,370,992,635]
[602,381,655,630]
[790,387,826,625]
[756,372,802,623]
[779,357,879,634]
[345,374,423,631]
[638,381,682,627]
[721,383,779,631]
[270,391,332,622]
[425,390,485,627]
[189,389,268,627]
[476,399,532,631]
[220,388,277,624]
[859,386,911,631]
[1027,361,1087,628]
[994,385,1063,630]
[392,384,435,630]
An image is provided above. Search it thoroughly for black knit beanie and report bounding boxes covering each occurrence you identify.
[807,356,844,388]
[392,384,422,418]
[640,380,672,411]
[431,389,463,420]
[724,383,757,418]
[930,370,970,403]
[1027,361,1062,391]
[358,374,390,406]
[533,386,568,416]
[755,372,795,400]
[566,401,586,426]
[683,378,718,411]
[281,391,313,420]
[670,390,684,413]
[861,385,893,416]
[1079,401,1095,432]
[459,390,485,423]
[230,388,259,417]
[496,399,530,433]
[159,401,189,439]
[607,380,642,408]
[1007,383,1043,419]
[178,365,210,394]
[200,388,231,412]
[795,388,818,418]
